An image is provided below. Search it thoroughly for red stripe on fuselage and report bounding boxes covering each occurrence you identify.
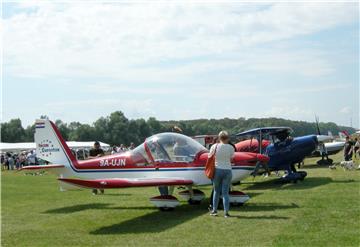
[72,153,258,170]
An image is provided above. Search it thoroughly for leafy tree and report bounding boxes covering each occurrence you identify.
[1,119,26,142]
[0,112,356,146]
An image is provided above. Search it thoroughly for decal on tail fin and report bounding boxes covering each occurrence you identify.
[35,119,77,167]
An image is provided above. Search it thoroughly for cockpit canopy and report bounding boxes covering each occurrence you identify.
[132,132,208,164]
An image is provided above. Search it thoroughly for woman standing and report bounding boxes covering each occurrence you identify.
[209,131,234,218]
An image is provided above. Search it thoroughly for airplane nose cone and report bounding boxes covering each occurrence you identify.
[313,135,320,145]
[256,153,270,163]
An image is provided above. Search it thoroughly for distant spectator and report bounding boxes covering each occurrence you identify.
[344,136,353,161]
[172,126,183,133]
[15,155,20,170]
[89,141,105,159]
[354,138,359,158]
[18,152,26,169]
[209,137,219,150]
[1,154,5,170]
[111,146,118,155]
[7,153,15,170]
[27,150,37,166]
[3,155,9,170]
[117,144,126,153]
[129,142,135,150]
[88,141,105,195]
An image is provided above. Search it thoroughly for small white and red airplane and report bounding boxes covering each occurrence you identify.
[22,119,269,210]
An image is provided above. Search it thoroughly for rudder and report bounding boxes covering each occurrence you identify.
[35,119,77,167]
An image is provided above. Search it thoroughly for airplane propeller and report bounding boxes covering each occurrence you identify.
[315,115,321,135]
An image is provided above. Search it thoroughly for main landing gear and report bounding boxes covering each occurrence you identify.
[280,171,307,183]
[149,186,206,211]
[150,186,252,211]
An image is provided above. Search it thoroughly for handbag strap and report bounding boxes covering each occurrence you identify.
[212,144,218,157]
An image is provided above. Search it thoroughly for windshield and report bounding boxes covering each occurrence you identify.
[145,132,207,163]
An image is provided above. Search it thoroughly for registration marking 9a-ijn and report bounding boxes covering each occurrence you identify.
[99,159,126,167]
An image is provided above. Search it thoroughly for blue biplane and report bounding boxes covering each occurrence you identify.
[236,127,319,183]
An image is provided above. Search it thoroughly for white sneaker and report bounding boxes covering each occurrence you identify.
[210,211,218,216]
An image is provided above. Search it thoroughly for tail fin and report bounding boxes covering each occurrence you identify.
[338,131,348,140]
[35,119,77,167]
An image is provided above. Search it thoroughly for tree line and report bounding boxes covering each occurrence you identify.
[0,111,356,146]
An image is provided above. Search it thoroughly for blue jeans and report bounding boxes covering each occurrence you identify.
[212,168,232,213]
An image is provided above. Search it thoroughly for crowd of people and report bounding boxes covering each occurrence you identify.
[1,150,38,170]
[1,140,138,170]
[110,142,135,155]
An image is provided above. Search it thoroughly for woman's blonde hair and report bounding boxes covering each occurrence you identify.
[218,130,229,142]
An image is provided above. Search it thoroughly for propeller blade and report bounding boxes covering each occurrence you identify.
[315,115,321,135]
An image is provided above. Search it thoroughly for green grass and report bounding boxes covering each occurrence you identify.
[2,153,360,247]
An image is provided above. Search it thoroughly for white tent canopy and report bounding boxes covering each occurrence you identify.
[0,141,110,153]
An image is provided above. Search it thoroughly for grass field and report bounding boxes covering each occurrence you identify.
[2,153,360,247]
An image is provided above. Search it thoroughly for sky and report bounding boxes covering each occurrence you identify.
[2,1,359,128]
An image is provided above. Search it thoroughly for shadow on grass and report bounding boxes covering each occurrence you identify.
[43,203,156,214]
[89,201,295,235]
[301,163,344,169]
[43,203,113,214]
[241,177,334,191]
[234,202,299,212]
[90,204,207,235]
[100,193,132,197]
[230,215,289,220]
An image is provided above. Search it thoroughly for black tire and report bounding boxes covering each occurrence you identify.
[299,171,307,179]
[159,207,174,212]
[188,199,201,205]
[230,202,244,207]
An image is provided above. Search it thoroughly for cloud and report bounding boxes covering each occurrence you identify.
[264,106,313,120]
[44,98,156,122]
[339,106,351,114]
[3,2,357,80]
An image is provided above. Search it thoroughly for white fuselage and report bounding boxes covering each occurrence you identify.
[55,166,254,186]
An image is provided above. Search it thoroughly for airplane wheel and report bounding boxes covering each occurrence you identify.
[188,199,201,205]
[299,171,307,180]
[159,207,175,212]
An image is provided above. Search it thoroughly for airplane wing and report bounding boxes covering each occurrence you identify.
[20,164,65,171]
[58,177,193,189]
[236,127,293,138]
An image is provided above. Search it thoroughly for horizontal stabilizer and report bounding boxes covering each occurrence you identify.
[58,177,193,189]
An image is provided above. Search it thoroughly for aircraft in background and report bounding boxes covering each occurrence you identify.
[310,117,345,165]
[235,127,319,183]
[22,119,269,210]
